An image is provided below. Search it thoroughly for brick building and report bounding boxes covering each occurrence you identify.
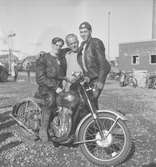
[118,0,156,73]
[118,40,156,72]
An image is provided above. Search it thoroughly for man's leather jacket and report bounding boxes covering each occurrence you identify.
[36,51,67,95]
[77,37,111,86]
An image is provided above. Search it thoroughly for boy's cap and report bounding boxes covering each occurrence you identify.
[79,21,92,30]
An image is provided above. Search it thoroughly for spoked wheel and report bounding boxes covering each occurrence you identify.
[12,98,42,132]
[152,79,156,89]
[78,112,132,166]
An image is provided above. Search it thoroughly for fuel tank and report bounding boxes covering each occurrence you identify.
[56,91,80,109]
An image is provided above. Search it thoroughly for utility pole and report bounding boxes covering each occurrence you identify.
[152,0,156,39]
[8,33,16,75]
[108,11,111,60]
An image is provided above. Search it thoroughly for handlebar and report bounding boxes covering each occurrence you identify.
[63,72,84,84]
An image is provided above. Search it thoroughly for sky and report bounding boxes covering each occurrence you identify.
[0,0,153,60]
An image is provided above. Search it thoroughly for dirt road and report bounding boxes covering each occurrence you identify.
[0,77,155,167]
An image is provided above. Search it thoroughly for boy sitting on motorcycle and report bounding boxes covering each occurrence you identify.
[35,37,68,142]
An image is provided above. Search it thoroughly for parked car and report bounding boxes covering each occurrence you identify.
[0,63,9,82]
[0,54,19,82]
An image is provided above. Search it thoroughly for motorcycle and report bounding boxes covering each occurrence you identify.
[120,71,137,88]
[147,74,156,89]
[10,72,132,166]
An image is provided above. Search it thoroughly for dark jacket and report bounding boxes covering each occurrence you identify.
[77,37,111,84]
[36,51,67,95]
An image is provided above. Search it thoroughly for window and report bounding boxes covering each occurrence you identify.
[150,55,156,64]
[132,55,140,65]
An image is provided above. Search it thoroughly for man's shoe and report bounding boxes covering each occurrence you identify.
[53,141,60,148]
[61,134,75,146]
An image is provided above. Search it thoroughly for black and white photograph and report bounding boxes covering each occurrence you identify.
[0,0,155,166]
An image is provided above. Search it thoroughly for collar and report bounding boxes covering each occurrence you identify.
[83,36,92,45]
[49,52,59,59]
[82,36,92,48]
[67,50,78,55]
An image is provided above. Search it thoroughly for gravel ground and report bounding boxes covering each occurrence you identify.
[0,76,156,167]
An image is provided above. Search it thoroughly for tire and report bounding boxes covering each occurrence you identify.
[152,79,156,89]
[0,70,8,82]
[78,112,132,166]
[128,77,137,88]
[12,100,42,132]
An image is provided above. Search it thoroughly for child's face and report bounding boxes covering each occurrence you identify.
[52,41,64,54]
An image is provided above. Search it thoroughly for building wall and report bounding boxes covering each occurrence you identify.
[118,40,156,72]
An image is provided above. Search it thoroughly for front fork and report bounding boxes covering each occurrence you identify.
[74,113,121,145]
[83,88,106,139]
[83,87,104,138]
[94,114,121,141]
[85,92,120,139]
[82,85,122,141]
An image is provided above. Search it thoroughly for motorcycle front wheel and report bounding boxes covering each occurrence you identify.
[78,112,132,166]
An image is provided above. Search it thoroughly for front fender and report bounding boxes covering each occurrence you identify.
[75,109,127,140]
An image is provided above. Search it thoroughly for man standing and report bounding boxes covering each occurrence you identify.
[64,33,82,90]
[78,21,111,109]
[36,37,66,142]
[26,62,31,81]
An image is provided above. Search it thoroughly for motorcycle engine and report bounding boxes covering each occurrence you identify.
[49,107,72,139]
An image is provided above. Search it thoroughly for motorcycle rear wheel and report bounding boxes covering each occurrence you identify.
[78,112,132,166]
[128,77,137,87]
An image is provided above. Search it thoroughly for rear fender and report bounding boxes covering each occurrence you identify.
[12,97,42,115]
[75,109,127,140]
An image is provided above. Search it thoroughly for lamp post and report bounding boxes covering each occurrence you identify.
[8,33,16,75]
[152,0,156,39]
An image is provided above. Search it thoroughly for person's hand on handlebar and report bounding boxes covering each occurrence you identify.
[80,76,90,85]
[64,77,71,83]
[93,81,104,98]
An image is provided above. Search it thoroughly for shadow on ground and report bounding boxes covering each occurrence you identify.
[122,141,135,164]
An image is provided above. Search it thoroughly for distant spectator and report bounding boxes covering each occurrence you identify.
[26,62,31,81]
[11,61,18,81]
[14,65,18,81]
